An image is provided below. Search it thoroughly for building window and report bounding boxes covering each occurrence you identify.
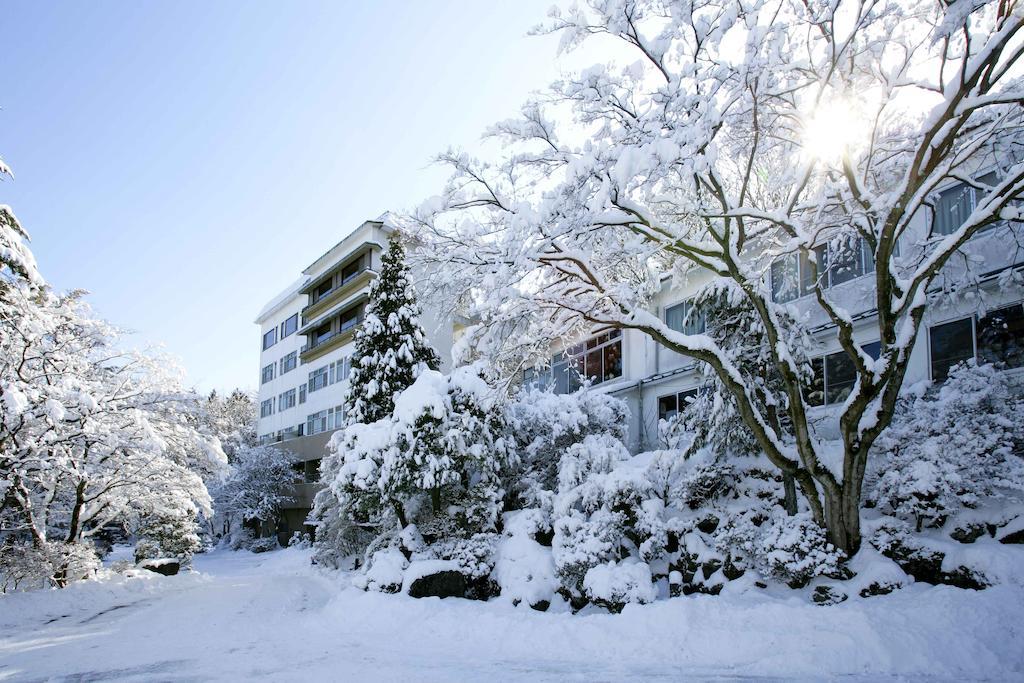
[314,278,333,302]
[817,237,875,288]
[260,398,274,418]
[771,238,874,302]
[279,388,296,411]
[657,388,702,421]
[261,363,275,385]
[977,303,1024,370]
[770,251,813,303]
[328,404,345,430]
[299,383,307,404]
[306,409,328,436]
[278,425,300,442]
[929,317,975,382]
[308,365,329,393]
[340,255,364,286]
[281,314,298,339]
[339,303,365,334]
[931,173,998,237]
[522,331,623,394]
[262,328,277,351]
[805,341,881,406]
[329,357,351,385]
[280,351,297,375]
[312,322,333,348]
[665,300,706,335]
[258,433,273,445]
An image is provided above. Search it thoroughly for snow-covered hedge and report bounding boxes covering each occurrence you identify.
[336,365,1024,611]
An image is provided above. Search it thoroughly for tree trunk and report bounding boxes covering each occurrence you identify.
[65,480,87,543]
[822,488,861,557]
[431,487,441,514]
[782,473,798,516]
[391,500,408,528]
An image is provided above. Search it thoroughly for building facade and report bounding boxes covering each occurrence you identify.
[254,218,454,542]
[524,172,1024,452]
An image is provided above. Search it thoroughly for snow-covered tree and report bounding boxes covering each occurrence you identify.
[0,286,226,586]
[312,234,441,565]
[415,0,1024,555]
[346,234,441,425]
[0,157,42,291]
[332,366,512,549]
[203,389,258,463]
[212,444,294,538]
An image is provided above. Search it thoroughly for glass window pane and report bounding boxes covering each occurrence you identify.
[604,342,622,381]
[553,361,569,395]
[807,357,825,406]
[978,304,1024,369]
[827,237,863,287]
[683,303,706,335]
[933,183,974,236]
[666,303,686,333]
[801,248,819,294]
[771,255,799,303]
[862,341,881,361]
[825,351,857,404]
[585,349,603,382]
[929,318,975,381]
[658,394,678,421]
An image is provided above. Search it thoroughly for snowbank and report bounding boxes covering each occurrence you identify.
[3,548,1024,681]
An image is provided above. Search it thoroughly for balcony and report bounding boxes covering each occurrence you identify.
[301,269,375,326]
[300,323,359,363]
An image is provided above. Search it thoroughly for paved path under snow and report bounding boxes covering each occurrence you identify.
[1,548,1022,682]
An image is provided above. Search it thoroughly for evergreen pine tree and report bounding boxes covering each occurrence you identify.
[311,233,440,566]
[345,234,441,424]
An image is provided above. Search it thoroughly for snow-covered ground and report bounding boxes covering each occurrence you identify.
[1,548,1022,682]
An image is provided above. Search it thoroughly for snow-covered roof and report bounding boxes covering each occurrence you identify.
[254,276,306,324]
[255,214,395,325]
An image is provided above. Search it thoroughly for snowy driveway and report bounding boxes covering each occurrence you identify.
[1,548,1022,682]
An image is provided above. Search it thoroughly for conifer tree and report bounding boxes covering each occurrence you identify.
[345,234,441,423]
[311,233,440,566]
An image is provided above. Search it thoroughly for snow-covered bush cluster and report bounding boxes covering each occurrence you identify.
[860,363,1024,587]
[868,362,1024,532]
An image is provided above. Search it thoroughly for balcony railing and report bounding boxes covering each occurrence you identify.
[301,268,374,326]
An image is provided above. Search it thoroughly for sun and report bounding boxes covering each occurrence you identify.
[801,96,870,165]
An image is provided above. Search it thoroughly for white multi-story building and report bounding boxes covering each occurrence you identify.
[254,217,454,539]
[255,179,1021,541]
[524,172,1024,452]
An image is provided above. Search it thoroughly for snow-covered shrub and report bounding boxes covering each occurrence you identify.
[1,541,101,591]
[418,533,500,599]
[212,444,294,538]
[869,363,1024,532]
[134,539,162,564]
[135,508,203,564]
[583,560,656,612]
[506,388,629,510]
[353,548,409,593]
[551,434,664,603]
[288,532,312,549]
[493,510,558,609]
[248,537,279,554]
[332,365,512,545]
[0,542,51,592]
[717,511,844,587]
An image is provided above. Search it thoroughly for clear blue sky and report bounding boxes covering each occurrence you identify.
[1,1,559,393]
